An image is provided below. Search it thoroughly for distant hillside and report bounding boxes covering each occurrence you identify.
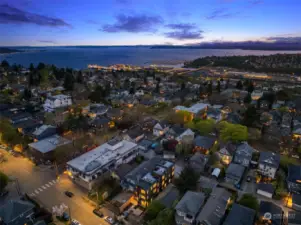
[151,41,301,51]
[0,47,23,54]
[184,54,301,74]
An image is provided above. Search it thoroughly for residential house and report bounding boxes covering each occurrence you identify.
[196,187,231,225]
[43,94,72,112]
[257,183,274,199]
[31,125,57,141]
[259,201,283,225]
[0,200,35,225]
[263,123,282,144]
[292,194,301,212]
[153,121,170,137]
[28,135,72,162]
[189,152,209,173]
[233,142,254,167]
[258,152,280,179]
[174,103,209,118]
[123,126,145,143]
[106,108,123,121]
[158,187,180,208]
[88,104,110,118]
[287,165,301,194]
[251,90,263,100]
[90,116,113,130]
[225,163,245,185]
[288,211,301,225]
[223,203,256,225]
[194,136,217,155]
[206,109,222,122]
[218,142,236,165]
[175,191,206,225]
[176,128,194,142]
[122,157,174,208]
[166,125,194,141]
[67,139,138,190]
[13,118,41,135]
[138,139,156,159]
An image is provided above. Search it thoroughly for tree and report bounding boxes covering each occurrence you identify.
[236,80,243,90]
[244,93,252,104]
[148,208,174,225]
[0,119,23,147]
[155,82,160,93]
[206,81,212,95]
[279,106,289,113]
[39,68,50,89]
[23,88,32,100]
[186,119,215,135]
[181,82,186,90]
[29,63,35,72]
[218,121,248,142]
[238,194,259,211]
[247,82,254,93]
[76,71,84,83]
[280,155,297,173]
[37,62,46,70]
[174,166,199,195]
[63,73,75,91]
[168,110,193,124]
[1,60,9,69]
[216,81,221,92]
[144,201,166,221]
[0,171,9,192]
[243,105,259,126]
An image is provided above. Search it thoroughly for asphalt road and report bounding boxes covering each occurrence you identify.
[0,149,109,225]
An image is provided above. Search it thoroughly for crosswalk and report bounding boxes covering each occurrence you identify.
[29,179,57,197]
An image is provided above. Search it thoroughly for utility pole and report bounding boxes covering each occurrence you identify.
[14,178,22,196]
[68,204,72,223]
[54,161,59,179]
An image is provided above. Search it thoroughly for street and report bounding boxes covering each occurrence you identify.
[0,149,109,225]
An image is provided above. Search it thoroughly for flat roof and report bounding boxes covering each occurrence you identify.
[67,140,137,173]
[28,135,71,153]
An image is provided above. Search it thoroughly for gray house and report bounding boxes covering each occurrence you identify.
[0,200,35,225]
[196,188,231,225]
[223,203,256,225]
[225,163,245,185]
[258,152,280,179]
[175,191,206,225]
[233,142,254,167]
[287,165,301,194]
[189,153,209,174]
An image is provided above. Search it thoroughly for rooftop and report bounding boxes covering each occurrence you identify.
[174,103,209,114]
[287,164,301,182]
[28,135,71,153]
[67,139,137,173]
[32,124,56,136]
[48,94,70,101]
[259,151,280,168]
[175,191,205,216]
[223,203,256,225]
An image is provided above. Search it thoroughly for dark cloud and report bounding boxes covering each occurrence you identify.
[165,30,204,40]
[0,4,71,27]
[266,36,301,43]
[164,22,204,40]
[38,40,56,44]
[206,8,237,20]
[101,14,163,33]
[165,23,197,30]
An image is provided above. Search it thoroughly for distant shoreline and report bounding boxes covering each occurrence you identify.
[0,47,23,54]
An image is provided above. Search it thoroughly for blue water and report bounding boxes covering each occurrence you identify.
[1,46,301,69]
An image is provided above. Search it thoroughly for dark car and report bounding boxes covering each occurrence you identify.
[93,209,104,218]
[65,191,74,198]
[62,212,70,221]
[0,190,9,197]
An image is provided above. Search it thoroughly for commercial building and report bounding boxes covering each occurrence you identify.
[67,139,138,190]
[123,157,175,208]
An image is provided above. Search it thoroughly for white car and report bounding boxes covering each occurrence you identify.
[71,219,82,225]
[104,216,114,224]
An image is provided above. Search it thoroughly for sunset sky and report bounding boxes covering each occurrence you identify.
[1,0,300,46]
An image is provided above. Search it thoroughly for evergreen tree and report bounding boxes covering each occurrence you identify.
[247,82,254,93]
[236,80,243,90]
[76,71,83,83]
[216,80,221,92]
[63,73,75,91]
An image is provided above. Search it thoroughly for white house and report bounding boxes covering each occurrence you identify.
[258,152,280,179]
[153,121,169,137]
[135,89,144,97]
[43,94,72,112]
[66,139,138,190]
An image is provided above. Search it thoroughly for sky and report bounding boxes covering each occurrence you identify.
[0,0,300,46]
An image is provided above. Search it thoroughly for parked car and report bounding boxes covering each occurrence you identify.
[61,212,70,221]
[0,190,9,197]
[93,209,104,218]
[247,176,252,182]
[104,216,115,224]
[71,219,82,225]
[65,191,74,198]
